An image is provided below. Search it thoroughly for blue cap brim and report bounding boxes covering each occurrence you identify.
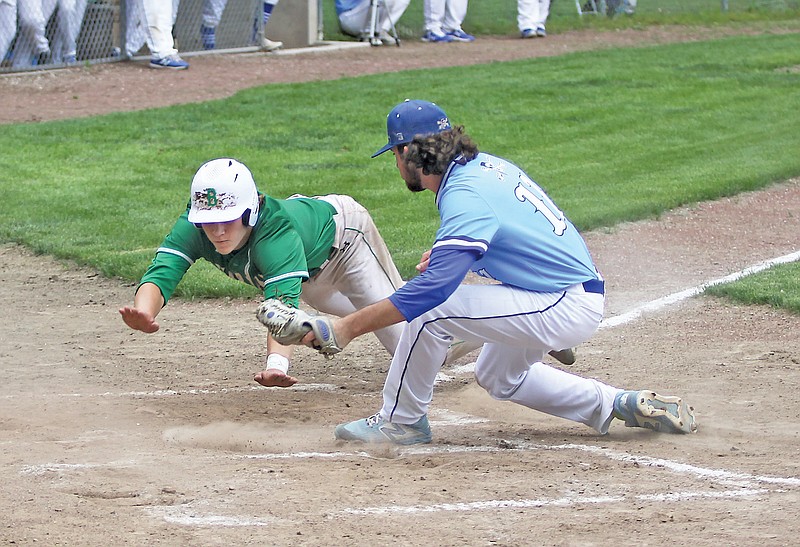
[371,142,394,158]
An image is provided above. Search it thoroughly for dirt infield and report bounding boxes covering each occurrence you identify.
[1,26,799,546]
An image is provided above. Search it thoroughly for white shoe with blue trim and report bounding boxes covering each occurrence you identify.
[335,413,432,445]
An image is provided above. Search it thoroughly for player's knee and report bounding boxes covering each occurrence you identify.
[475,367,519,400]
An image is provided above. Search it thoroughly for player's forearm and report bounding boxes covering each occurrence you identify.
[266,336,292,373]
[133,282,165,319]
[339,299,404,342]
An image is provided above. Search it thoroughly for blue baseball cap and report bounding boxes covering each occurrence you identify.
[371,100,452,158]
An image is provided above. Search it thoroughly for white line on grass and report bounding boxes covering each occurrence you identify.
[599,250,800,329]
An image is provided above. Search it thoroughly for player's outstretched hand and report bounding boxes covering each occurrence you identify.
[119,306,160,333]
[254,369,298,388]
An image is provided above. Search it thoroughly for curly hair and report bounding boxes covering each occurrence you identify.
[403,126,479,176]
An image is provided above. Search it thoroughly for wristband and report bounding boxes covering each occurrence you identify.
[265,353,290,374]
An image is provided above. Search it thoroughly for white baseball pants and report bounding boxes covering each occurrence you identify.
[379,281,619,434]
[423,0,468,35]
[517,0,550,31]
[0,0,17,62]
[301,195,405,355]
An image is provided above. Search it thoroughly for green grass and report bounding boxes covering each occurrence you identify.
[1,31,798,305]
[706,262,800,314]
[320,0,800,42]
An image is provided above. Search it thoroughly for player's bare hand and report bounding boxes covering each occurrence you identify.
[254,369,298,388]
[416,249,432,273]
[119,306,160,333]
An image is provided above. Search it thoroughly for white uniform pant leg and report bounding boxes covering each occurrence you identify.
[441,0,467,33]
[537,0,550,26]
[423,0,444,34]
[337,1,370,37]
[381,0,409,33]
[380,283,617,432]
[202,0,228,27]
[301,195,405,356]
[517,0,538,31]
[142,0,178,58]
[49,0,80,61]
[0,0,17,62]
[475,346,617,433]
[13,0,50,67]
[125,0,148,56]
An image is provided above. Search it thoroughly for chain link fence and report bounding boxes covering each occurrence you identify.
[1,0,264,72]
[1,0,797,73]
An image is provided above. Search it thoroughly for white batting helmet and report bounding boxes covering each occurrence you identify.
[188,158,259,226]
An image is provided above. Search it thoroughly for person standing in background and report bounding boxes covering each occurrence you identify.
[258,0,282,51]
[48,0,87,64]
[143,0,188,69]
[518,0,550,39]
[0,0,17,63]
[422,0,473,43]
[11,0,50,67]
[517,0,550,38]
[200,0,282,52]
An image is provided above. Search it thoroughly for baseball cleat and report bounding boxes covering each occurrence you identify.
[149,54,189,70]
[335,413,432,445]
[548,348,576,366]
[446,29,475,42]
[261,37,283,52]
[421,31,453,43]
[613,390,697,434]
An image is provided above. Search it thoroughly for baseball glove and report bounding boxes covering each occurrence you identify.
[256,299,342,358]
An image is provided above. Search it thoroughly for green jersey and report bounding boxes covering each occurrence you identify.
[139,194,337,307]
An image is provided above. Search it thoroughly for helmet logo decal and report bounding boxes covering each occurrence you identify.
[438,117,450,131]
[192,187,237,211]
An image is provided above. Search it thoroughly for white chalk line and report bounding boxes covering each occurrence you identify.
[598,250,800,329]
[144,501,284,528]
[20,460,137,476]
[236,440,800,489]
[333,439,800,517]
[342,489,770,516]
[0,383,339,400]
[27,436,795,525]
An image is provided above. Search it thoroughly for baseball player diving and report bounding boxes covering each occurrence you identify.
[119,158,414,388]
[271,99,697,444]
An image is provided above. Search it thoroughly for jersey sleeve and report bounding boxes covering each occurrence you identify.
[433,184,498,255]
[138,213,204,305]
[388,247,481,321]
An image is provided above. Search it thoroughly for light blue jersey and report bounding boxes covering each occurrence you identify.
[435,152,599,292]
[389,152,601,321]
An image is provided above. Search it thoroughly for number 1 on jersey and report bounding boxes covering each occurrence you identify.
[513,174,567,236]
